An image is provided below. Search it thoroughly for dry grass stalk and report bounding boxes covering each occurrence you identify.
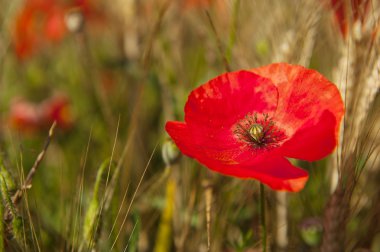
[357,55,380,128]
[202,178,213,252]
[321,186,351,252]
[323,91,380,252]
[330,40,356,192]
[11,122,57,205]
[275,192,287,250]
[323,2,380,249]
[271,1,321,65]
[205,10,231,72]
[322,151,358,252]
[355,165,380,249]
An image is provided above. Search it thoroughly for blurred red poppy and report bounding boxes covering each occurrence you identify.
[9,99,41,133]
[327,0,371,39]
[9,95,72,133]
[351,0,371,24]
[166,63,344,192]
[40,95,73,129]
[13,0,68,59]
[329,0,348,38]
[13,0,105,60]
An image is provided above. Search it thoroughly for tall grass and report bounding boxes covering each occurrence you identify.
[0,0,379,251]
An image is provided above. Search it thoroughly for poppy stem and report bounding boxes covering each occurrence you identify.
[260,183,267,252]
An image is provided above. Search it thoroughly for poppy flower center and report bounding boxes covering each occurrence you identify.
[233,113,287,151]
[249,124,264,143]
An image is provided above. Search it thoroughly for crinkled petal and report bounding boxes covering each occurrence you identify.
[167,70,280,165]
[252,63,344,161]
[185,70,278,129]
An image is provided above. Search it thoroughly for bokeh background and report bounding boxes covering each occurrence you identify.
[0,0,379,251]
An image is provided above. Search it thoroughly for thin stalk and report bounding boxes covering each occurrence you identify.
[205,11,231,72]
[226,0,240,64]
[11,122,57,205]
[260,183,267,252]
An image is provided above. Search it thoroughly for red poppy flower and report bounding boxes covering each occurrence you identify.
[13,0,104,60]
[8,95,73,133]
[8,99,41,133]
[40,95,73,129]
[165,63,344,192]
[13,0,68,59]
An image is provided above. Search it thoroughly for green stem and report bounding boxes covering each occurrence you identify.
[260,183,267,252]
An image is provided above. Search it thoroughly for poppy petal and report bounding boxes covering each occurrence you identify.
[165,121,202,160]
[279,110,338,161]
[167,71,280,166]
[166,121,308,192]
[252,63,344,161]
[185,70,278,130]
[166,121,258,166]
[251,157,309,192]
[207,156,308,192]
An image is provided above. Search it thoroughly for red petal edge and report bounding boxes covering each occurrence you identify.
[252,63,344,161]
[208,156,309,192]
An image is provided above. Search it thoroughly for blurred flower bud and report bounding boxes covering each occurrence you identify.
[299,217,323,247]
[65,8,84,33]
[162,139,180,166]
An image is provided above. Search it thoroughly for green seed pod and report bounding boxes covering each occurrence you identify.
[162,140,180,166]
[299,217,323,247]
[249,124,264,143]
